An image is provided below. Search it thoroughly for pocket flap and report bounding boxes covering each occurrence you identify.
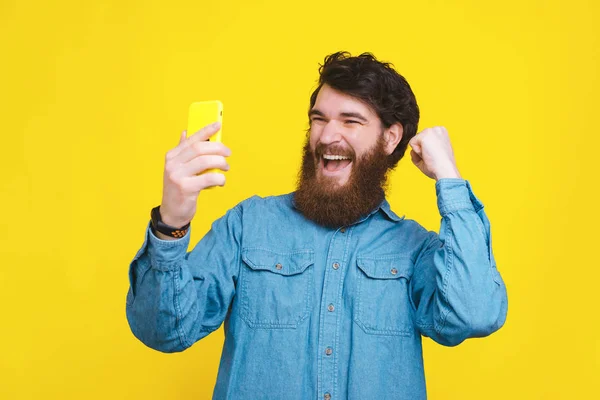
[242,248,314,276]
[357,255,413,280]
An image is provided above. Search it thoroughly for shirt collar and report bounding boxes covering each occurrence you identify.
[378,198,406,222]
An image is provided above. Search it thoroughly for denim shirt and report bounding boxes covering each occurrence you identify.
[126,178,508,400]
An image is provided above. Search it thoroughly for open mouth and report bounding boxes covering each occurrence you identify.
[320,154,353,175]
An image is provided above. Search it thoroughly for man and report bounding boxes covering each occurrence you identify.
[126,51,508,400]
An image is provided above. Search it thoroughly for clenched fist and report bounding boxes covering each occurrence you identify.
[408,126,462,181]
[159,122,231,228]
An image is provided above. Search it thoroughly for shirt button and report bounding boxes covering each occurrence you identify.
[327,304,335,312]
[332,262,339,270]
[276,263,283,270]
[324,393,331,400]
[391,268,398,275]
[325,347,333,355]
[340,227,346,233]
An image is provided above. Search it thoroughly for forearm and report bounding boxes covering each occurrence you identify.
[431,210,506,344]
[414,179,508,346]
[126,209,242,352]
[125,226,199,352]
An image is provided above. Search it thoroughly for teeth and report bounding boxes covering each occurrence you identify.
[323,154,351,160]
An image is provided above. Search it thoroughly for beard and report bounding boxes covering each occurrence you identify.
[294,134,391,228]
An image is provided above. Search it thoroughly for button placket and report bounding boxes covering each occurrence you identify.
[319,230,349,400]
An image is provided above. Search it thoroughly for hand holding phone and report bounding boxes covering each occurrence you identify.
[187,100,224,175]
[159,100,231,228]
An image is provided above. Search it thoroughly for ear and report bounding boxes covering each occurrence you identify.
[383,122,403,155]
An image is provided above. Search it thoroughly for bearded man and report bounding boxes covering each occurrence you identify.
[126,51,508,400]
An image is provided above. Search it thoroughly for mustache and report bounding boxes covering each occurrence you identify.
[314,142,356,160]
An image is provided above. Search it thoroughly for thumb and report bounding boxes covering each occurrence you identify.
[179,130,187,144]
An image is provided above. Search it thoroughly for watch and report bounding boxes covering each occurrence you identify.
[150,206,190,238]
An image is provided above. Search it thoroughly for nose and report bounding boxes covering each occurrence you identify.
[319,120,343,145]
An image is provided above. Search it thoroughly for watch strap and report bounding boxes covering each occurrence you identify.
[150,206,190,238]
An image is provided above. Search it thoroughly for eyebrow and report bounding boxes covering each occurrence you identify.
[309,108,368,123]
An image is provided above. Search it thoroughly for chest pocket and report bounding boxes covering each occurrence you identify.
[355,255,415,336]
[240,248,314,329]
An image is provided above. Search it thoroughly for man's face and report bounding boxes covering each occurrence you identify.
[294,84,402,228]
[308,84,385,188]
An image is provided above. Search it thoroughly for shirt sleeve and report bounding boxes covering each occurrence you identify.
[409,178,508,346]
[125,206,243,353]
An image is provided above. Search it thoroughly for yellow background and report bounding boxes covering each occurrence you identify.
[1,0,598,398]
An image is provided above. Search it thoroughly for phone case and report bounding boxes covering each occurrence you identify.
[187,100,224,178]
[187,100,223,142]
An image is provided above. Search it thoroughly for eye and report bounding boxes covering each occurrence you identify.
[345,120,360,124]
[311,117,325,123]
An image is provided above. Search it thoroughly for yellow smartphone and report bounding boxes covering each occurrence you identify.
[187,100,223,177]
[187,100,223,142]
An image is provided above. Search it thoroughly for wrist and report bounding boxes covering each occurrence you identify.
[159,208,191,229]
[151,206,190,239]
[434,166,462,181]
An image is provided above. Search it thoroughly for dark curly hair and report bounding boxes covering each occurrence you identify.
[309,51,420,169]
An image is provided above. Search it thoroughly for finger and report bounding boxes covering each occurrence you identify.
[186,172,227,191]
[165,130,190,161]
[182,155,230,176]
[188,121,222,144]
[409,134,421,148]
[410,149,421,163]
[175,141,232,164]
[410,142,421,155]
